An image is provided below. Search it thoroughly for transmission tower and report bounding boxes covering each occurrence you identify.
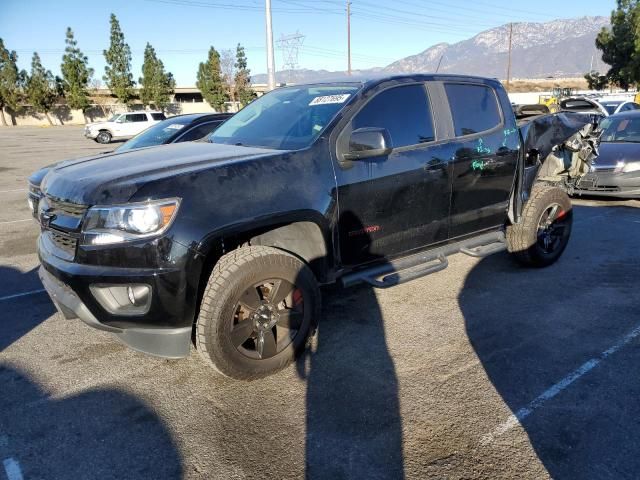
[277,31,305,83]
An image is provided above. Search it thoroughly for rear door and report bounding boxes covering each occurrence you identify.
[128,113,151,136]
[334,82,453,266]
[445,82,520,237]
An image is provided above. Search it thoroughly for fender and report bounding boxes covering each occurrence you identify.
[195,210,335,283]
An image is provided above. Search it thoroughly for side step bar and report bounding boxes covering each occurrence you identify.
[341,231,506,289]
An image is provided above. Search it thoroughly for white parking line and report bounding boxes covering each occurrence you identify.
[0,289,46,301]
[0,189,26,194]
[3,458,23,480]
[482,323,640,445]
[0,219,31,225]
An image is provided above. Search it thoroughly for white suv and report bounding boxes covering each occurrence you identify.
[84,111,166,144]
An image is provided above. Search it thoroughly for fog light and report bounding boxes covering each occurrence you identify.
[90,284,152,316]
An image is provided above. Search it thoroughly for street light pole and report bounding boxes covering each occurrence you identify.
[347,1,352,75]
[265,0,276,90]
[506,22,513,89]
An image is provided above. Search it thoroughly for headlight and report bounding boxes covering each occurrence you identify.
[621,161,640,173]
[81,198,180,245]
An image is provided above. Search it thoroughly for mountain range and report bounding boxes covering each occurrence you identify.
[253,16,610,84]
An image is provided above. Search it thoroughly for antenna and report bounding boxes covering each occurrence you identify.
[277,31,305,84]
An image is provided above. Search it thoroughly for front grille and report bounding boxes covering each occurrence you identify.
[47,197,88,217]
[48,229,78,258]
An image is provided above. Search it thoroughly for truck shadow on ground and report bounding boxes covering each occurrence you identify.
[296,211,404,479]
[0,266,55,352]
[0,364,183,479]
[297,283,404,480]
[460,203,640,479]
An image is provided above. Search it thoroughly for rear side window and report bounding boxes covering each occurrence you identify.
[353,84,435,148]
[151,113,166,120]
[126,113,148,122]
[445,83,501,136]
[176,121,223,142]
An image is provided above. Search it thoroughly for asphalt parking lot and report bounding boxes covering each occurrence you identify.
[1,125,640,480]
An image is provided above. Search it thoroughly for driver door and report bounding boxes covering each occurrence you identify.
[334,82,453,266]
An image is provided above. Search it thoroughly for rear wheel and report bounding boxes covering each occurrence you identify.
[507,185,573,267]
[95,131,112,144]
[196,246,320,380]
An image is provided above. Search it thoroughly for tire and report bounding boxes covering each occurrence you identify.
[196,246,320,380]
[95,131,112,144]
[506,185,573,268]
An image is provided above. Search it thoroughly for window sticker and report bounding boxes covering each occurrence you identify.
[166,124,185,130]
[309,94,351,106]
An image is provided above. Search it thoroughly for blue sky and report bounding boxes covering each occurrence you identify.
[1,0,616,85]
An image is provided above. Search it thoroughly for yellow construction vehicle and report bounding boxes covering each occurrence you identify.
[539,87,576,112]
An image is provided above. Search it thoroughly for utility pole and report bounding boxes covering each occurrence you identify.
[506,22,513,89]
[265,0,276,90]
[347,1,352,75]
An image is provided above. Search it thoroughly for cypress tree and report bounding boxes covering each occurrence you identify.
[196,46,228,112]
[26,52,59,125]
[103,13,135,106]
[61,28,93,122]
[234,43,256,107]
[139,43,175,112]
[0,38,21,126]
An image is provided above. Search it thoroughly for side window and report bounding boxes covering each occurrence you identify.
[352,84,435,148]
[151,113,166,121]
[176,122,222,142]
[445,83,502,136]
[131,113,148,122]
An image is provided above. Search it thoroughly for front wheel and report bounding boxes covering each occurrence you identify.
[507,185,573,267]
[95,131,112,144]
[196,246,320,380]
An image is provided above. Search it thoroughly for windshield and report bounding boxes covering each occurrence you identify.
[599,116,640,143]
[209,84,360,149]
[108,114,121,122]
[601,103,621,115]
[115,116,189,152]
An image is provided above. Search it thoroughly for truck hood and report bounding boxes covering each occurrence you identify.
[41,142,283,205]
[86,121,110,129]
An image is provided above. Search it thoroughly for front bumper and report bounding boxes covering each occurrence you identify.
[574,171,640,198]
[84,129,98,139]
[38,237,194,359]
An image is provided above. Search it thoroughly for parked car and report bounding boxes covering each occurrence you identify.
[574,110,640,198]
[595,99,640,116]
[84,111,166,144]
[114,113,233,153]
[28,113,233,194]
[558,97,607,118]
[30,74,598,379]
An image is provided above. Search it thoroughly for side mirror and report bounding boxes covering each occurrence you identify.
[344,127,393,160]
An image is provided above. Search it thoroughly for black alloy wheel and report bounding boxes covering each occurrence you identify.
[536,203,570,255]
[231,278,305,360]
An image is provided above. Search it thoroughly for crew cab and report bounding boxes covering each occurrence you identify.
[84,111,166,144]
[31,74,597,379]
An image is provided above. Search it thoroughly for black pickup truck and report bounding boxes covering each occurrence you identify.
[29,74,597,379]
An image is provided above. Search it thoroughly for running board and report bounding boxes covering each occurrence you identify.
[459,241,506,258]
[341,231,506,289]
